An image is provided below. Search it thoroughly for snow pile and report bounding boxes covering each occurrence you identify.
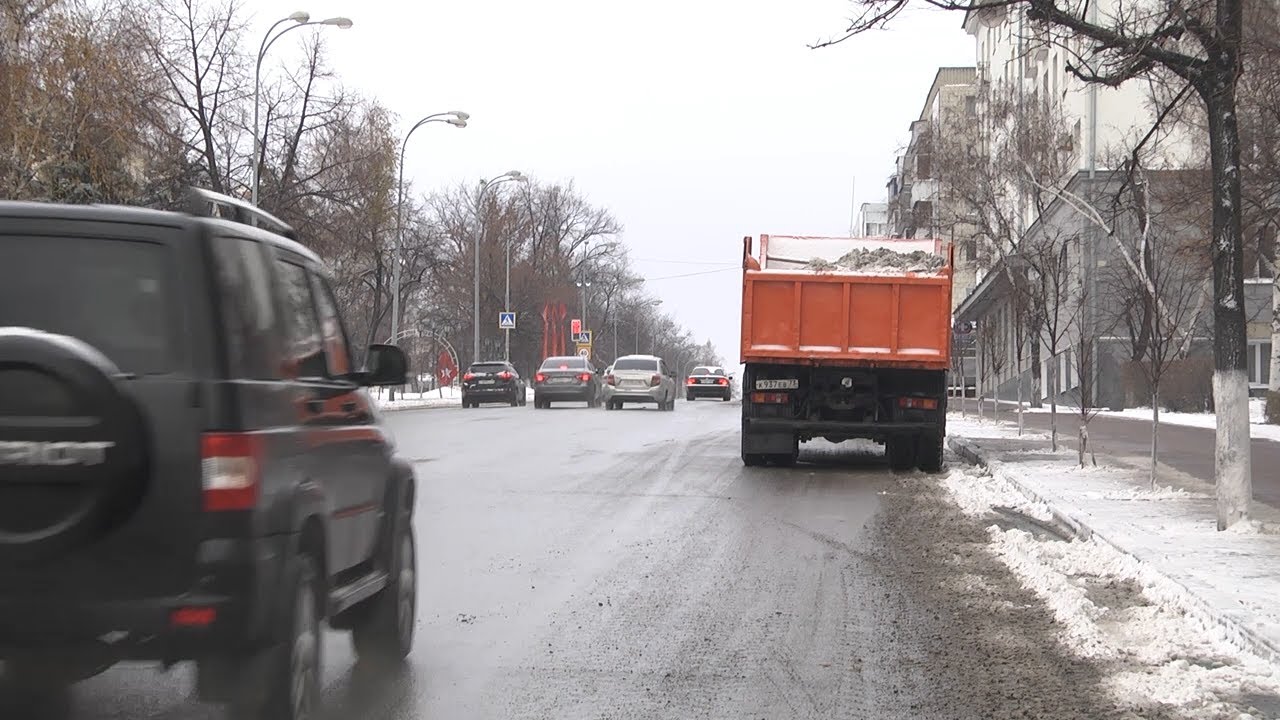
[942,465,1054,522]
[943,466,1280,717]
[804,247,946,274]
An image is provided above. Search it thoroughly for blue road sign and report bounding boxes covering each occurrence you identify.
[499,311,516,330]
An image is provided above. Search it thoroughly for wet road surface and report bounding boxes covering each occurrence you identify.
[12,399,1146,719]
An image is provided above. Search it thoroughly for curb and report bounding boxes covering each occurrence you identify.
[377,402,456,413]
[947,435,1280,665]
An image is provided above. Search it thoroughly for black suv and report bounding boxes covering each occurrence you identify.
[461,360,527,407]
[0,190,418,719]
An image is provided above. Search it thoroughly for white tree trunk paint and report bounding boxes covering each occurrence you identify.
[1214,369,1252,529]
[1017,372,1025,436]
[1270,276,1279,394]
[1151,390,1160,490]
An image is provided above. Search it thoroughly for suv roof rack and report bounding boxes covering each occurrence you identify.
[184,187,299,241]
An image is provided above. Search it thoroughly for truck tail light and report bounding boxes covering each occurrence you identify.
[202,432,262,511]
[751,392,790,404]
[535,373,547,383]
[650,374,662,387]
[899,397,939,410]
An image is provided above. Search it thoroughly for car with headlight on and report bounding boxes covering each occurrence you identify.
[533,355,600,408]
[685,365,732,401]
[603,355,677,411]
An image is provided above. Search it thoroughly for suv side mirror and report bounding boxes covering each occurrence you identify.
[360,344,408,386]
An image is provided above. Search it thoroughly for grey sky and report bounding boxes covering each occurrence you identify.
[251,0,973,362]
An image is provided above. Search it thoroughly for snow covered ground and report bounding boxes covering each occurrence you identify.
[976,397,1280,442]
[370,385,537,411]
[946,416,1280,718]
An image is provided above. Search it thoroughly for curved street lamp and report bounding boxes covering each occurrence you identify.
[389,110,469,370]
[251,12,353,205]
[473,171,528,362]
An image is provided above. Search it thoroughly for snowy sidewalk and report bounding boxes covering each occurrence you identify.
[947,414,1280,666]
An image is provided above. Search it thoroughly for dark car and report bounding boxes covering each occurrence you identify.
[0,189,417,720]
[461,361,527,408]
[686,365,733,401]
[533,355,600,408]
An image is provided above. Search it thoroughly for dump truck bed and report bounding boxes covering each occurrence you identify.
[740,235,953,370]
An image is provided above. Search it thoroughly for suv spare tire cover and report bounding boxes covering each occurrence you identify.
[0,328,148,563]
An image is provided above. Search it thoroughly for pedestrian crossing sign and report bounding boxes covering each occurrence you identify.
[499,312,516,329]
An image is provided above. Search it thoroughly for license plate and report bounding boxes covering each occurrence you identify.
[700,378,715,384]
[756,379,798,390]
[551,377,572,384]
[480,379,495,385]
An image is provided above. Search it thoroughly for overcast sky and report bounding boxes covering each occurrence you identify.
[251,0,974,364]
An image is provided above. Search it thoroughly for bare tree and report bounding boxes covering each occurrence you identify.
[134,0,247,194]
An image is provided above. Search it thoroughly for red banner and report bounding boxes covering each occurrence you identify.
[436,350,458,388]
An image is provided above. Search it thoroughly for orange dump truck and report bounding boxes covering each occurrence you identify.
[739,234,953,470]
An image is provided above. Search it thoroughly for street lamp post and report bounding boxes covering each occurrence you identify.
[391,111,467,348]
[473,171,527,364]
[252,12,352,206]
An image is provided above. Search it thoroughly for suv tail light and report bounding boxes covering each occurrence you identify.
[498,371,513,380]
[650,374,662,387]
[605,374,616,386]
[202,433,262,511]
[578,372,592,382]
[535,373,547,383]
[463,372,476,381]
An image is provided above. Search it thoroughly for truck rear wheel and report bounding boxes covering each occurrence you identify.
[917,433,944,473]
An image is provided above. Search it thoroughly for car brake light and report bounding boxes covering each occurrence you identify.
[463,372,475,381]
[686,377,697,385]
[605,374,616,386]
[559,364,569,370]
[499,371,512,380]
[202,433,262,511]
[751,392,790,404]
[171,606,217,627]
[578,373,592,382]
[899,397,939,410]
[535,373,547,383]
[650,374,662,387]
[717,378,729,386]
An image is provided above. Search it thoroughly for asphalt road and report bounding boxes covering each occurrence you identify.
[14,399,1159,720]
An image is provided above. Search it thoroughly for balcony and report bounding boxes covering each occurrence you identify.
[912,178,940,204]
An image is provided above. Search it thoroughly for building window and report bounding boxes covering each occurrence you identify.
[1248,340,1272,387]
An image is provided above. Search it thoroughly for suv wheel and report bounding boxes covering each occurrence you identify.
[352,525,416,664]
[231,552,320,720]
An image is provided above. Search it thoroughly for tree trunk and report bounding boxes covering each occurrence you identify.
[1017,371,1025,436]
[1030,338,1043,409]
[1078,421,1087,469]
[1151,386,1160,490]
[1204,65,1252,530]
[1048,360,1058,452]
[1269,274,1279,394]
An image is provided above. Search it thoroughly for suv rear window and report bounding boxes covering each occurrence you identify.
[470,363,509,374]
[614,358,658,371]
[541,356,585,370]
[0,236,174,374]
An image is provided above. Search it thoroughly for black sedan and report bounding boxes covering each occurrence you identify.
[533,355,601,408]
[462,361,528,408]
[685,365,732,401]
